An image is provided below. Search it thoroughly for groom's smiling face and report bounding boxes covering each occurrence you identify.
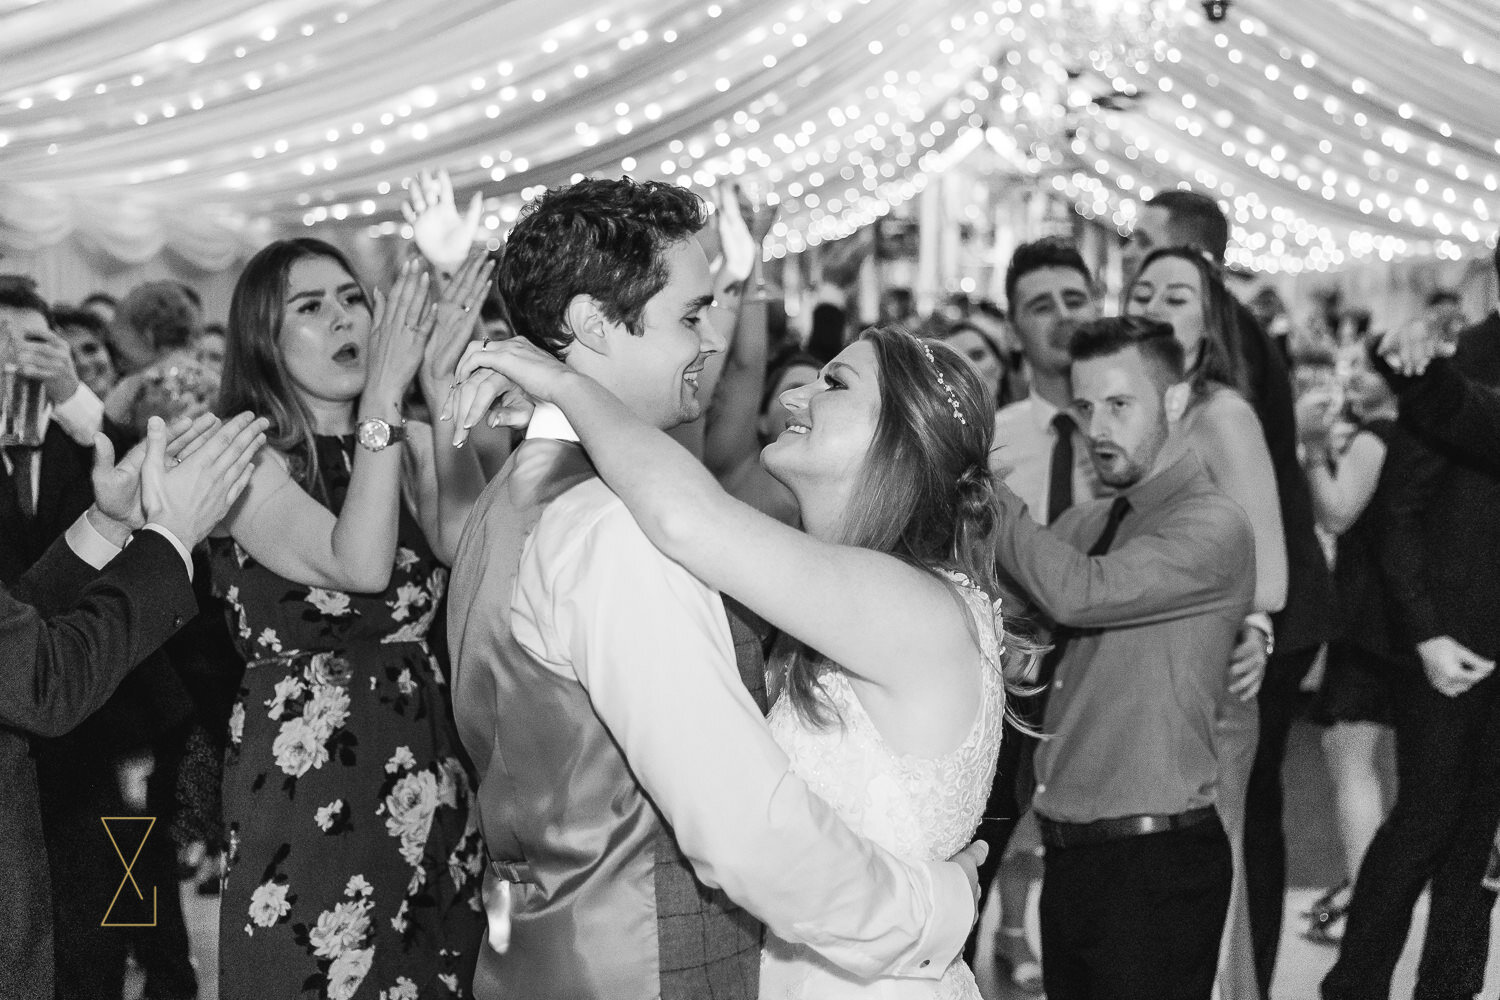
[599,238,725,430]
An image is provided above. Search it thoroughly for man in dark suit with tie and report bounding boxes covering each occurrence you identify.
[0,411,266,1000]
[1324,249,1500,1000]
[992,316,1255,1000]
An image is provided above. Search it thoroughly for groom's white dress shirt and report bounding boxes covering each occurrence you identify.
[506,403,973,979]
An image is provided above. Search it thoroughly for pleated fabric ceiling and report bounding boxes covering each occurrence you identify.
[1,0,1495,274]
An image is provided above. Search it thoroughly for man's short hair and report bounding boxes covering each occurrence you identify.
[1146,190,1230,263]
[116,280,200,352]
[0,275,52,326]
[498,177,707,357]
[51,305,108,339]
[1068,315,1185,390]
[1003,237,1094,316]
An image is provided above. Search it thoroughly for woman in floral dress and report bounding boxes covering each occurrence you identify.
[211,238,492,999]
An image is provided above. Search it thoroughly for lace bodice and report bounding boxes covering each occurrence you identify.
[760,572,1005,999]
[767,574,1006,861]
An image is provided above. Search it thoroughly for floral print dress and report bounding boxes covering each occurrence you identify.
[212,436,484,1000]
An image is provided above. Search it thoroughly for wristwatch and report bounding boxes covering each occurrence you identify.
[355,416,406,452]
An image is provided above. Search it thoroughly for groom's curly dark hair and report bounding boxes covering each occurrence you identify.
[498,177,707,358]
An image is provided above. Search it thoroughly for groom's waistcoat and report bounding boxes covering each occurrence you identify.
[449,440,764,1000]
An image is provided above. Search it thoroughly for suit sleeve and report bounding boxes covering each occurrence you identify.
[1373,353,1500,476]
[540,503,973,980]
[1377,422,1446,647]
[0,530,197,737]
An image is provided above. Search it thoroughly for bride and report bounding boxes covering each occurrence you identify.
[445,323,1036,998]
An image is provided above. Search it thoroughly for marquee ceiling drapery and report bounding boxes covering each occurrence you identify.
[1,0,1496,277]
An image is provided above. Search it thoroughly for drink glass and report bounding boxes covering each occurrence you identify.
[0,326,46,447]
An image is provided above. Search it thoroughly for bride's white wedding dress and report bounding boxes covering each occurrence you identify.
[760,573,1007,1000]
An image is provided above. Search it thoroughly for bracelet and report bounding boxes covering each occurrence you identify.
[1244,612,1275,657]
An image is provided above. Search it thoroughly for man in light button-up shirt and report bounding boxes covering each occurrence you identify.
[449,178,974,1000]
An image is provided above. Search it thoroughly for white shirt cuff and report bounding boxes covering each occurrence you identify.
[890,860,976,978]
[141,524,195,581]
[65,511,125,570]
[50,383,105,446]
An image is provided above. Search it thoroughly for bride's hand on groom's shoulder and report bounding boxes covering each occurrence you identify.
[441,338,574,447]
[948,840,989,921]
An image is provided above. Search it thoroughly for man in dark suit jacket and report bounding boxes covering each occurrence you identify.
[1325,290,1500,1000]
[0,411,266,999]
[1,279,205,999]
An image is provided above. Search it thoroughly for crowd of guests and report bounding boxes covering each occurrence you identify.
[1,169,1497,1000]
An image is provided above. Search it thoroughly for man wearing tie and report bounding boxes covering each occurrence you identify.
[988,238,1102,522]
[993,317,1255,1000]
[968,239,1101,972]
[0,279,107,584]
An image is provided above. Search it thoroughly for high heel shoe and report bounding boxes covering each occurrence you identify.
[994,926,1045,995]
[1302,880,1350,945]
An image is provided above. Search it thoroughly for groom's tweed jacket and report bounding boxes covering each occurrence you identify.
[449,441,764,1000]
[654,597,768,1000]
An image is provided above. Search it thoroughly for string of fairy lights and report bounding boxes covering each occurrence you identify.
[1,0,1495,274]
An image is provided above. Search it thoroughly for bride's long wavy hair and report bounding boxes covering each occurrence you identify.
[774,325,1041,730]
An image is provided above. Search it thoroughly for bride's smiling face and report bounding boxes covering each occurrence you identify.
[761,340,883,495]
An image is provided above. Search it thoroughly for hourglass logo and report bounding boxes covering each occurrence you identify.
[100,817,157,927]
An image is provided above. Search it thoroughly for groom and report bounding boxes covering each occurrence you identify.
[448,178,977,1000]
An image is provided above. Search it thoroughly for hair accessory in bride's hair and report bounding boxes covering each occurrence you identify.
[920,342,967,425]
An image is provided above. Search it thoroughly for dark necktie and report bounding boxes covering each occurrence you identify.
[1088,495,1132,556]
[5,445,38,521]
[1046,412,1076,525]
[1035,495,1133,689]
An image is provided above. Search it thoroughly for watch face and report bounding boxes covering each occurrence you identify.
[358,419,389,450]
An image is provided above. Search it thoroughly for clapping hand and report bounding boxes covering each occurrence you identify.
[401,169,483,274]
[90,412,267,548]
[365,259,436,407]
[440,338,575,446]
[140,413,268,547]
[421,247,496,401]
[92,413,224,534]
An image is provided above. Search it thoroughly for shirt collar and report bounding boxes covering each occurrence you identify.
[1026,389,1065,432]
[524,402,580,443]
[1121,448,1203,511]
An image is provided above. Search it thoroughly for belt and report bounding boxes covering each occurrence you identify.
[1037,806,1217,849]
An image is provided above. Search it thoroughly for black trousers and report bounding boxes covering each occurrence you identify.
[1323,668,1500,1000]
[1040,816,1231,1000]
[1243,645,1320,996]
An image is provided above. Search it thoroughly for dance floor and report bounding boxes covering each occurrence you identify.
[131,709,1498,1000]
